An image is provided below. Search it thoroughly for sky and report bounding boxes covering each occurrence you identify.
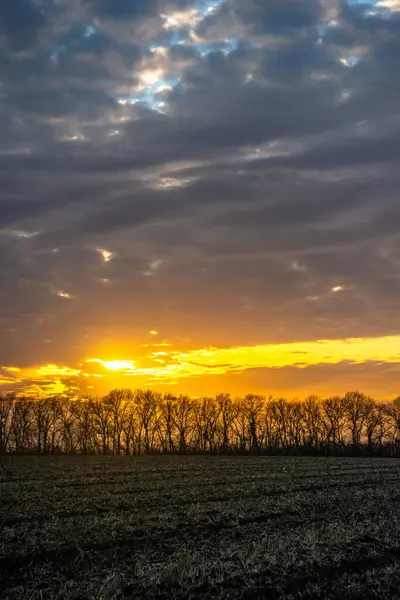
[1,0,400,399]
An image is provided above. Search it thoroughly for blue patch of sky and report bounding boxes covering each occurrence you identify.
[346,0,386,16]
[196,37,239,57]
[84,24,98,38]
[49,22,102,63]
[194,0,226,14]
[129,38,240,112]
[163,28,189,47]
[153,28,239,58]
[133,0,238,112]
[50,44,66,63]
[114,1,234,113]
[346,0,377,5]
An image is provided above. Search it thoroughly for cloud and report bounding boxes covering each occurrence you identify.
[97,248,113,262]
[56,290,75,299]
[88,0,159,20]
[1,0,400,397]
[0,0,47,50]
[3,334,400,398]
[377,1,400,11]
[145,259,163,276]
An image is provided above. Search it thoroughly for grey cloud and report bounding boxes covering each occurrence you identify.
[11,87,117,118]
[230,0,322,34]
[264,133,400,170]
[87,0,159,20]
[0,0,46,50]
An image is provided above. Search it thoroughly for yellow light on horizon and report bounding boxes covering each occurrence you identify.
[86,334,400,385]
[87,359,136,372]
[36,365,82,378]
[6,334,400,399]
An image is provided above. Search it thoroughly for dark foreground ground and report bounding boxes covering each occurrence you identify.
[1,456,400,599]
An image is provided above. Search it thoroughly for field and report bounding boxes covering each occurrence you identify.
[1,457,400,599]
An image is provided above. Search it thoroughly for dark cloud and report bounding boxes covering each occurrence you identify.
[0,0,46,50]
[87,0,159,20]
[231,0,323,34]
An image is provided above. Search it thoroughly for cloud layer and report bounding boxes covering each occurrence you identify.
[1,0,400,396]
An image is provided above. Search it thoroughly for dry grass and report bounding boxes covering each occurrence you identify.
[1,456,400,599]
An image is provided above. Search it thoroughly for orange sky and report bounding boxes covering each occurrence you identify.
[2,333,400,400]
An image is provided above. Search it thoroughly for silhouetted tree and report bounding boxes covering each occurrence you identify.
[1,389,400,456]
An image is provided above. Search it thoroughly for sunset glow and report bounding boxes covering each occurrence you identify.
[2,334,400,399]
[85,335,400,383]
[86,359,136,373]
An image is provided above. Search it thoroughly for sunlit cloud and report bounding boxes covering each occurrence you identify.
[144,259,163,276]
[35,365,82,378]
[331,286,345,293]
[0,377,16,385]
[152,176,198,189]
[150,46,168,57]
[0,364,83,398]
[83,335,400,386]
[61,133,87,142]
[161,9,200,29]
[139,68,165,87]
[107,129,121,137]
[291,261,307,272]
[150,330,158,336]
[57,290,75,299]
[155,85,173,94]
[23,379,72,397]
[340,56,361,68]
[97,248,113,263]
[1,229,40,239]
[376,0,400,10]
[150,260,162,271]
[87,359,136,374]
[4,335,400,397]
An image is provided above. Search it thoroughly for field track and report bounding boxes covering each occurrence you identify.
[1,456,400,599]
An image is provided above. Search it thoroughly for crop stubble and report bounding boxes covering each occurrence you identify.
[1,456,400,599]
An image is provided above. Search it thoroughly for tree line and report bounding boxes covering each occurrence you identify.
[1,389,400,456]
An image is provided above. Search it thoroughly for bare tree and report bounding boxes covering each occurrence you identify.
[172,395,194,453]
[216,394,235,454]
[193,397,221,453]
[159,394,177,453]
[135,390,160,453]
[343,391,371,453]
[0,394,15,453]
[321,396,347,455]
[303,395,325,454]
[1,388,398,457]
